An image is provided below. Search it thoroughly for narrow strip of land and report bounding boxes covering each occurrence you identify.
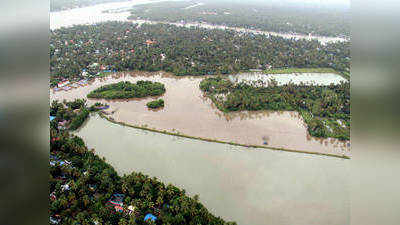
[99,112,350,159]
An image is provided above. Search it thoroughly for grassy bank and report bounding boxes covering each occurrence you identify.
[98,112,350,159]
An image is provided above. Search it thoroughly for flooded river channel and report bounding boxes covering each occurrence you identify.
[50,72,350,157]
[50,0,348,45]
[75,114,349,225]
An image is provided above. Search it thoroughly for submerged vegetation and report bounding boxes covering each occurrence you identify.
[87,81,166,99]
[200,77,350,140]
[147,99,165,109]
[50,22,350,84]
[50,100,236,224]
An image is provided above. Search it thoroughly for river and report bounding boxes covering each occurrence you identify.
[50,0,348,45]
[51,2,350,224]
[50,72,350,158]
[75,114,349,225]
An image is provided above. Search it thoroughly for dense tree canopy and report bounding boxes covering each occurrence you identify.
[87,81,166,99]
[50,100,236,224]
[50,22,350,85]
[146,99,164,109]
[200,77,350,140]
[129,0,350,37]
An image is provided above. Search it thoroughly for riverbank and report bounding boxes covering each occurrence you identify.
[98,112,349,159]
[50,3,349,45]
[75,113,350,225]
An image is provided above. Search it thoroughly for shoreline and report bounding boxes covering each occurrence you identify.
[98,112,350,159]
[51,68,349,89]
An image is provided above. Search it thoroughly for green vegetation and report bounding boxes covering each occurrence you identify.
[69,109,89,130]
[147,99,164,109]
[200,77,350,140]
[87,81,165,99]
[129,0,350,37]
[51,99,104,131]
[50,22,350,84]
[50,115,236,224]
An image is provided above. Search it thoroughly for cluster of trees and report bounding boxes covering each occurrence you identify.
[49,124,236,224]
[50,99,107,131]
[200,77,350,140]
[146,99,164,109]
[50,22,350,83]
[87,81,166,99]
[129,0,350,37]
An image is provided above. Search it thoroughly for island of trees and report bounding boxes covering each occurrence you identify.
[50,99,236,224]
[200,77,350,140]
[147,99,164,109]
[50,22,350,85]
[129,0,350,37]
[87,81,166,99]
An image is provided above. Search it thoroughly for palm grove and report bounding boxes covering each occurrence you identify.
[50,100,236,224]
[50,22,350,85]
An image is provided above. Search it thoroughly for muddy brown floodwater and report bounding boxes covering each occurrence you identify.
[50,71,350,157]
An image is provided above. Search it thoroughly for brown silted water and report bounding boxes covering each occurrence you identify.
[75,114,350,225]
[51,72,350,157]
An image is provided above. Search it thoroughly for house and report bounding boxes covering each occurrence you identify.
[50,216,60,224]
[145,40,156,46]
[144,213,157,222]
[59,120,68,127]
[160,53,166,61]
[61,183,70,191]
[128,205,135,215]
[57,80,70,88]
[50,192,57,201]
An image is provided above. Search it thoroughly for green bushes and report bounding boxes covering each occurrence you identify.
[87,81,166,99]
[51,99,98,131]
[69,109,89,130]
[49,129,236,224]
[146,99,164,109]
[201,77,350,140]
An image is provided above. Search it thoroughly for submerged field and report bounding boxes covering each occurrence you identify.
[50,71,350,157]
[200,76,350,141]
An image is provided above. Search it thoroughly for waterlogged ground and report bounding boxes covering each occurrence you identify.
[50,72,350,157]
[75,114,350,225]
[50,0,347,44]
[228,72,348,86]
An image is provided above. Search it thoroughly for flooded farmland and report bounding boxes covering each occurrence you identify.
[50,72,350,157]
[75,114,350,225]
[228,72,348,86]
